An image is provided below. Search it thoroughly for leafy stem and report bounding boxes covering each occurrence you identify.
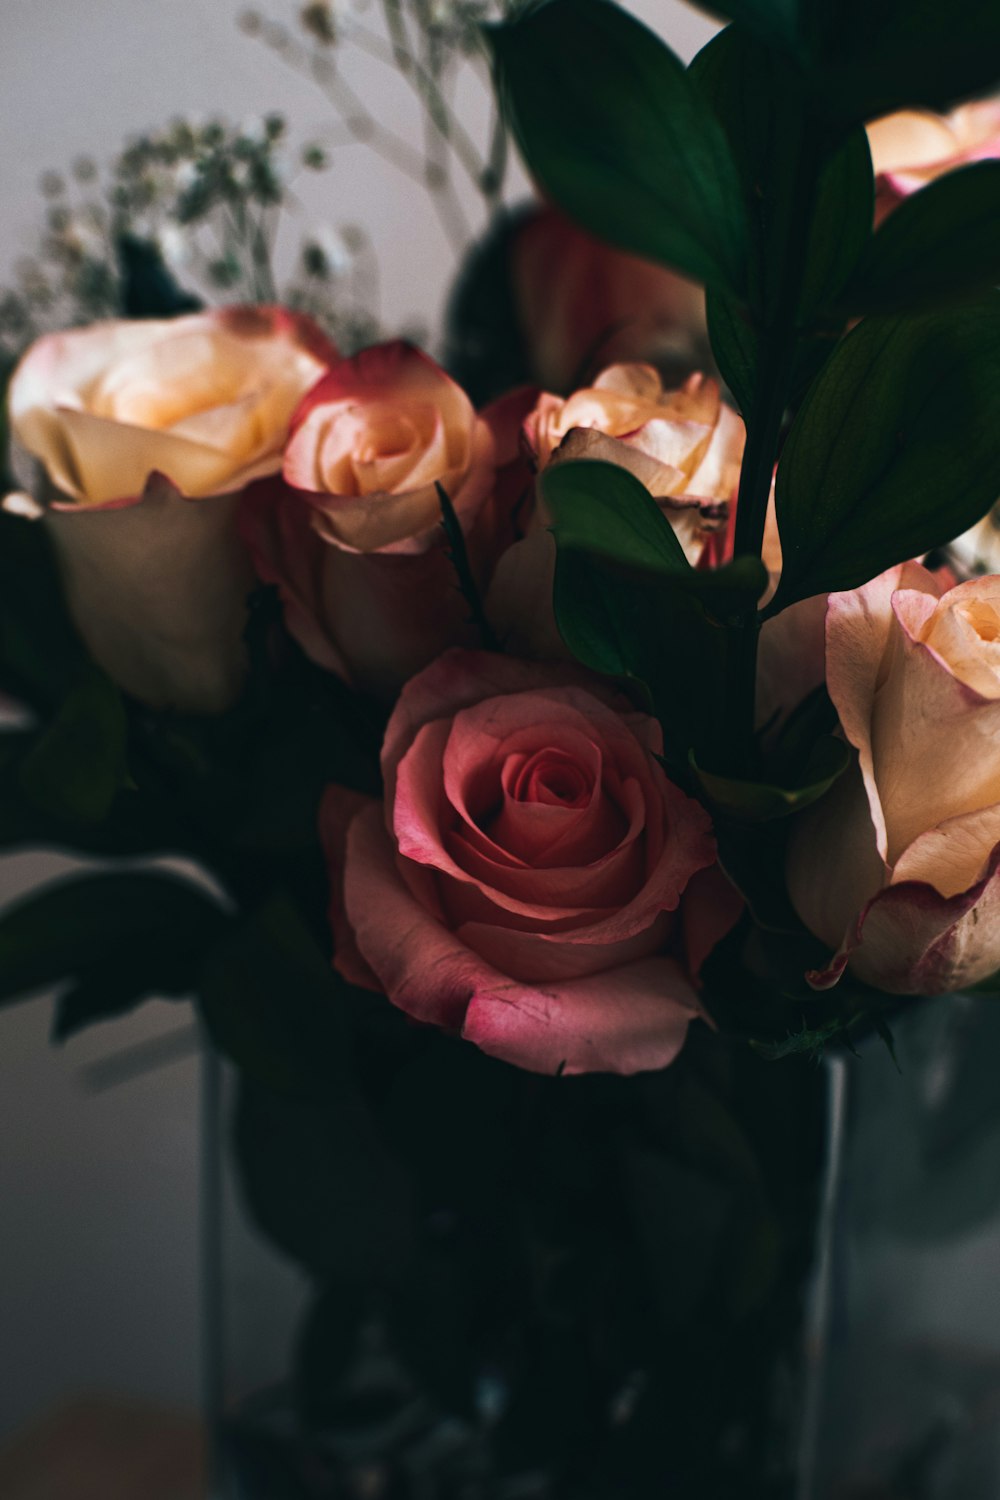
[725,117,826,775]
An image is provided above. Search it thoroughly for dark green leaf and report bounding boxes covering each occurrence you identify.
[692,0,800,52]
[771,296,1000,609]
[19,665,128,823]
[691,733,849,822]
[0,870,229,1031]
[706,289,757,416]
[543,461,766,772]
[0,353,16,492]
[692,27,871,324]
[543,459,691,573]
[235,1073,416,1281]
[798,126,874,320]
[813,0,1000,120]
[197,892,349,1092]
[0,508,85,712]
[117,233,202,318]
[489,0,748,294]
[845,162,1000,313]
[750,1013,862,1061]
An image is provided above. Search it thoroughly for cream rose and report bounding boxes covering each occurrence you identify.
[788,564,1000,993]
[8,306,334,711]
[867,99,1000,220]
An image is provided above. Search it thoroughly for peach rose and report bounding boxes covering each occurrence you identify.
[322,650,739,1075]
[487,366,746,658]
[867,99,1000,221]
[241,341,534,698]
[788,563,1000,993]
[511,206,709,393]
[7,306,334,711]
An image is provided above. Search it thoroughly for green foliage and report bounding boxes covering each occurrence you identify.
[18,666,128,824]
[0,508,86,714]
[0,870,229,1035]
[845,162,1000,313]
[542,461,767,772]
[116,233,202,318]
[691,733,849,823]
[488,0,749,294]
[697,0,1000,119]
[771,295,1000,609]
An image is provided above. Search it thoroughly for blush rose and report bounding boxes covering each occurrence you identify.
[240,341,533,698]
[7,306,334,711]
[788,564,1000,993]
[867,100,1000,221]
[321,651,739,1076]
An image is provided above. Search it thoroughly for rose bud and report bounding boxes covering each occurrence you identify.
[487,365,746,658]
[511,206,709,393]
[867,99,1000,222]
[240,340,534,699]
[788,564,1000,994]
[8,307,334,712]
[321,650,740,1076]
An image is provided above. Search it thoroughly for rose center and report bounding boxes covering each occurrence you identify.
[510,748,592,808]
[961,600,1000,644]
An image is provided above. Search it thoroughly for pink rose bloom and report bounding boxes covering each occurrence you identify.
[788,564,1000,993]
[241,341,533,698]
[867,99,1000,222]
[511,206,708,393]
[7,306,335,711]
[322,651,739,1075]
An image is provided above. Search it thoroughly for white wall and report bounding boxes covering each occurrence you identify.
[0,0,718,1437]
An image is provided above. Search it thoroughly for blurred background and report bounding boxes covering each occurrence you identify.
[0,0,717,1483]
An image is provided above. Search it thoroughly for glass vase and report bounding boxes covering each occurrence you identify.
[205,1014,829,1500]
[801,994,1000,1500]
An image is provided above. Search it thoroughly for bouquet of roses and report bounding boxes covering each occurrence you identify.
[2,0,1000,1494]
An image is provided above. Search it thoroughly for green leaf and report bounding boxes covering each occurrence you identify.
[771,295,1000,609]
[542,459,691,574]
[0,871,229,1031]
[798,126,874,320]
[0,508,85,713]
[693,0,800,52]
[543,460,766,772]
[845,162,1000,314]
[750,1013,863,1061]
[117,233,202,319]
[18,665,128,823]
[692,26,871,324]
[812,0,1000,120]
[706,288,757,415]
[691,733,850,822]
[234,1072,416,1281]
[697,0,1000,120]
[488,0,749,294]
[197,892,349,1092]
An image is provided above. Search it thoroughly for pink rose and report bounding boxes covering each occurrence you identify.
[511,206,708,393]
[321,650,738,1075]
[7,306,334,711]
[487,366,746,658]
[788,564,1000,993]
[240,341,533,698]
[867,100,1000,222]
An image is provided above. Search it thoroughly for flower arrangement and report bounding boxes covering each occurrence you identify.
[2,0,1000,1493]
